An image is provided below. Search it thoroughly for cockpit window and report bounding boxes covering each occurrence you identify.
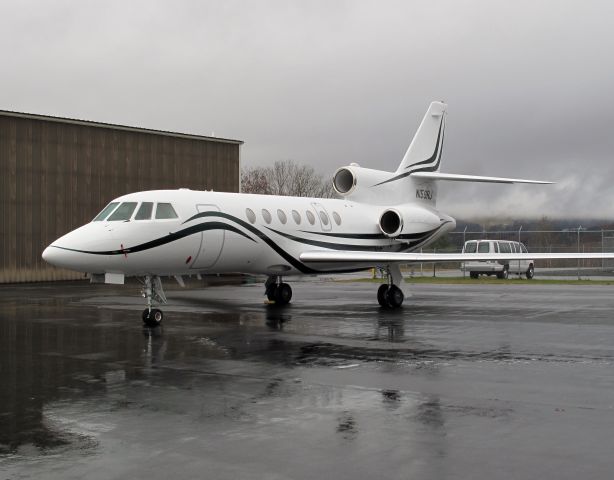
[155,203,179,219]
[135,202,154,220]
[93,202,119,221]
[107,202,138,221]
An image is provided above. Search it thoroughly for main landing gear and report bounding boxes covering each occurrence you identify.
[265,275,292,305]
[140,275,167,327]
[377,265,405,309]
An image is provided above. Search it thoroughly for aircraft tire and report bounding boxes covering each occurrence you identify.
[377,284,388,306]
[385,285,404,309]
[266,284,278,301]
[143,308,163,327]
[275,283,292,305]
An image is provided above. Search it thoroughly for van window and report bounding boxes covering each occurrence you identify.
[464,241,477,253]
[107,202,138,221]
[521,243,528,253]
[135,202,153,220]
[477,242,490,253]
[93,202,119,221]
[499,242,512,254]
[512,243,519,253]
[156,203,179,219]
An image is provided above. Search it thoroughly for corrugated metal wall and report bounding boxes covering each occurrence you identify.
[0,114,241,282]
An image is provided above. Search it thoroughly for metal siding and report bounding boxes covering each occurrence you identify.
[0,114,240,282]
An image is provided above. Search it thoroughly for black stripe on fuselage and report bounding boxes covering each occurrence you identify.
[297,228,440,240]
[52,222,255,256]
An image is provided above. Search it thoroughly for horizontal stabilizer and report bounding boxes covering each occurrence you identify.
[411,172,553,184]
[300,251,614,264]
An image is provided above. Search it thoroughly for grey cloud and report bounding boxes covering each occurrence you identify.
[1,0,613,218]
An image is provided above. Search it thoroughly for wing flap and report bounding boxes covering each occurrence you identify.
[300,251,614,264]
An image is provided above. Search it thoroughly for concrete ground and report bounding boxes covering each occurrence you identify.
[1,278,614,479]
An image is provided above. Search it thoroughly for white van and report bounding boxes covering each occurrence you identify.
[462,240,535,279]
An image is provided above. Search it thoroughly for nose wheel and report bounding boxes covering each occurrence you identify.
[140,275,167,326]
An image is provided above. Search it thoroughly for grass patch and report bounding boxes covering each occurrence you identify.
[340,276,614,286]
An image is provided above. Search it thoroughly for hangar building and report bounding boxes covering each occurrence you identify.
[0,110,242,282]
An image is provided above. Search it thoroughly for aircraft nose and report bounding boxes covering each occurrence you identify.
[42,245,60,266]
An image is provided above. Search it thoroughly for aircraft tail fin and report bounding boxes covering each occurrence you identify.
[397,101,446,174]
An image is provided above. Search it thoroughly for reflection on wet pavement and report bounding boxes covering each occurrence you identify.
[2,281,614,478]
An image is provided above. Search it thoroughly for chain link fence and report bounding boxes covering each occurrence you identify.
[416,228,614,277]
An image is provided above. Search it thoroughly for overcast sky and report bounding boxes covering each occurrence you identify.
[1,0,613,218]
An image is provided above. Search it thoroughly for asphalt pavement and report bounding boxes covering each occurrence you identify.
[1,278,614,479]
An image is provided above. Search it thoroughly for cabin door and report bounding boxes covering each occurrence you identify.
[191,204,224,270]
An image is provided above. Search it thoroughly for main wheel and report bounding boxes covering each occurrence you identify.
[377,284,389,306]
[142,308,163,327]
[526,264,534,279]
[266,284,278,301]
[274,283,292,305]
[385,285,404,308]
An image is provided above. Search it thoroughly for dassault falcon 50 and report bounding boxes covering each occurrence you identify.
[42,102,614,325]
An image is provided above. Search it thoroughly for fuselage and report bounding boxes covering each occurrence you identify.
[42,189,456,277]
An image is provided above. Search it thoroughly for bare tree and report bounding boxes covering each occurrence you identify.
[241,160,335,198]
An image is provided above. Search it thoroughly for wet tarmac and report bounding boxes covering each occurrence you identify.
[2,279,614,479]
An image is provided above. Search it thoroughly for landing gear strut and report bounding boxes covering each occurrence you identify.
[265,275,292,305]
[377,265,404,309]
[140,275,167,326]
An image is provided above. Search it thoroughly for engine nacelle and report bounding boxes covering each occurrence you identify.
[332,165,392,203]
[379,209,403,238]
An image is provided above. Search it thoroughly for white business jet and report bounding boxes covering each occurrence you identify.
[42,102,614,326]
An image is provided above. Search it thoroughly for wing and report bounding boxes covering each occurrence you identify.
[300,251,614,264]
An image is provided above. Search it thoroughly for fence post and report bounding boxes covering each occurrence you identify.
[602,229,604,272]
[433,248,437,277]
[463,226,467,278]
[577,226,581,280]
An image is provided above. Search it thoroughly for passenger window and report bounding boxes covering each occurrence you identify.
[292,210,301,224]
[155,203,178,219]
[107,202,138,221]
[500,242,511,254]
[477,242,490,253]
[464,242,477,253]
[332,211,341,225]
[319,211,329,226]
[93,202,119,221]
[512,243,519,253]
[135,202,153,220]
[306,210,316,225]
[277,209,287,224]
[246,208,256,224]
[262,209,272,224]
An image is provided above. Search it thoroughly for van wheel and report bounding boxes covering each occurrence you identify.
[526,264,534,279]
[497,266,509,280]
[469,272,478,279]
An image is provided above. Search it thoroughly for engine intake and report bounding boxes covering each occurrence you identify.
[379,209,403,238]
[332,167,356,195]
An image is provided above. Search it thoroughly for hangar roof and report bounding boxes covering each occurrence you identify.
[0,109,243,145]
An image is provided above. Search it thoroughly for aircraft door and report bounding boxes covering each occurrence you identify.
[311,203,332,231]
[191,204,224,270]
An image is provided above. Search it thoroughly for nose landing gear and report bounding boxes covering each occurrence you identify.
[141,275,167,326]
[265,275,292,305]
[377,264,405,309]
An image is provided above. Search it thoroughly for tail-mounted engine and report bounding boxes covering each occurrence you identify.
[379,209,403,238]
